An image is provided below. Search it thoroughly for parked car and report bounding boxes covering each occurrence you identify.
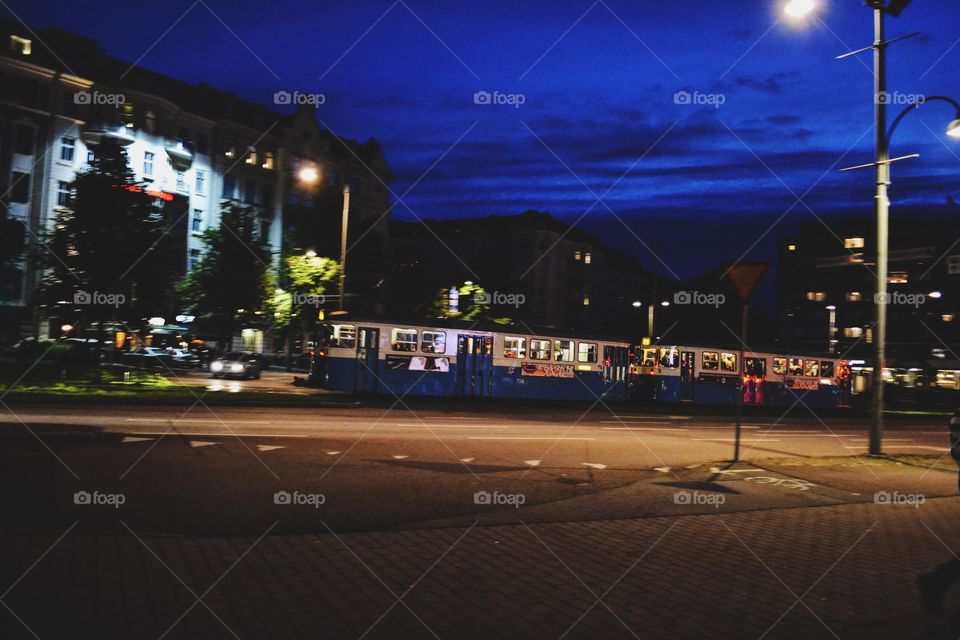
[122,347,174,369]
[210,352,263,379]
[167,348,199,368]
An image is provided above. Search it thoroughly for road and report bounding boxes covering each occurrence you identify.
[0,403,954,535]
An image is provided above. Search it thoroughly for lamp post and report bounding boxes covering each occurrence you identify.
[826,305,837,355]
[339,183,350,312]
[784,0,960,455]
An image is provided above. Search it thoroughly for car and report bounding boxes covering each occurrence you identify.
[122,347,174,368]
[167,348,199,368]
[210,352,263,379]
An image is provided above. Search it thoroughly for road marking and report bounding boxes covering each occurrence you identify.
[126,418,272,425]
[602,427,687,431]
[524,460,541,466]
[392,455,409,459]
[394,424,509,429]
[468,437,595,441]
[325,451,342,455]
[610,415,691,420]
[121,436,154,444]
[582,463,607,470]
[256,445,285,452]
[693,438,781,442]
[903,445,951,451]
[460,457,476,463]
[710,467,763,474]
[654,466,671,473]
[188,440,218,448]
[602,421,669,425]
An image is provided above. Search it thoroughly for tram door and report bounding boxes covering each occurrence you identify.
[355,327,380,393]
[679,351,696,402]
[456,335,492,396]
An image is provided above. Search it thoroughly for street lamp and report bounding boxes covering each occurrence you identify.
[784,0,816,18]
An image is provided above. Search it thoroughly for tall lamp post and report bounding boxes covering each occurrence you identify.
[338,183,350,312]
[785,0,960,455]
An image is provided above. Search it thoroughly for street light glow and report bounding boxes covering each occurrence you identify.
[947,118,960,138]
[784,0,816,18]
[297,166,319,184]
[632,301,642,308]
[928,291,943,298]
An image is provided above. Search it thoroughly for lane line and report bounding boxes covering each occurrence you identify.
[468,436,595,441]
[126,418,273,425]
[602,427,687,431]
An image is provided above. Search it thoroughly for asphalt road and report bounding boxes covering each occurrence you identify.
[0,403,955,536]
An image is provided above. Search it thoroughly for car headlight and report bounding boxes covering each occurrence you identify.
[230,363,244,373]
[211,361,223,372]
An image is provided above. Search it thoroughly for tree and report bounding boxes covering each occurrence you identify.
[33,142,179,326]
[273,253,339,366]
[0,205,26,301]
[427,282,498,321]
[178,202,274,348]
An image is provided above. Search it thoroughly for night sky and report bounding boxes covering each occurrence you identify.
[7,0,960,281]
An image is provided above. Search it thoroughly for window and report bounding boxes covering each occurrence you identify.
[574,251,581,261]
[223,174,236,199]
[60,137,75,162]
[14,124,33,155]
[888,272,908,284]
[195,170,205,195]
[720,353,737,373]
[391,328,417,352]
[948,255,960,275]
[659,347,679,368]
[584,252,592,264]
[10,35,31,55]
[10,172,29,203]
[503,336,526,358]
[944,314,955,323]
[641,348,656,367]
[87,150,95,164]
[529,339,551,360]
[224,141,236,158]
[744,357,766,377]
[788,358,804,376]
[555,340,574,362]
[702,352,719,371]
[772,357,787,375]
[245,146,257,165]
[844,327,863,338]
[582,295,590,306]
[578,342,598,363]
[804,360,820,377]
[844,237,865,249]
[787,244,797,251]
[262,150,274,170]
[331,324,356,349]
[845,292,862,302]
[243,179,257,204]
[806,291,826,302]
[191,209,203,232]
[421,331,446,354]
[57,181,70,207]
[820,361,835,378]
[143,151,154,177]
[188,248,200,269]
[175,171,186,192]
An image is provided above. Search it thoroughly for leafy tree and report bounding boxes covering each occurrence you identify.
[273,253,340,329]
[427,282,493,321]
[177,202,274,348]
[33,142,179,325]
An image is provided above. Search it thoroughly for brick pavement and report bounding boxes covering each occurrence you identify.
[3,498,960,640]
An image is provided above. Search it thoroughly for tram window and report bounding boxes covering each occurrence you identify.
[744,357,766,377]
[555,340,574,362]
[788,358,804,376]
[820,361,835,378]
[578,342,598,363]
[421,331,446,354]
[702,352,719,371]
[641,348,657,367]
[330,324,356,349]
[804,360,820,377]
[659,347,679,368]
[529,339,551,360]
[773,357,787,375]
[504,337,526,359]
[720,353,737,373]
[391,328,418,352]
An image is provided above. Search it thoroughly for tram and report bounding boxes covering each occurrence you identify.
[307,320,631,401]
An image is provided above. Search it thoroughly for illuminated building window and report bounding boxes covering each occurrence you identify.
[806,291,826,302]
[224,141,236,158]
[10,35,31,55]
[582,295,590,306]
[787,244,797,251]
[584,252,592,264]
[944,314,955,323]
[948,255,960,275]
[245,146,257,165]
[262,150,275,170]
[573,251,581,261]
[887,272,908,284]
[845,292,862,302]
[843,327,863,338]
[844,237,864,249]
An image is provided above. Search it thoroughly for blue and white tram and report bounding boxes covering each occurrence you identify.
[629,344,851,409]
[309,320,631,401]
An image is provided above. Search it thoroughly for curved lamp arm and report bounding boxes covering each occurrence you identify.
[887,95,960,141]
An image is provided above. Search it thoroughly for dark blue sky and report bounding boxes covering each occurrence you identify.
[8,0,960,280]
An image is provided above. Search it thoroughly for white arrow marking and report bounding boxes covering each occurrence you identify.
[256,445,285,452]
[709,466,762,474]
[392,455,409,459]
[460,457,476,463]
[121,436,154,444]
[189,440,218,448]
[325,451,342,455]
[654,467,672,473]
[582,463,607,470]
[524,459,541,467]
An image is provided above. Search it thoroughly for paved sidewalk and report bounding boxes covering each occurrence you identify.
[3,498,960,640]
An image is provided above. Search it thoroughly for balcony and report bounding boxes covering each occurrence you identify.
[165,140,194,171]
[79,123,135,147]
